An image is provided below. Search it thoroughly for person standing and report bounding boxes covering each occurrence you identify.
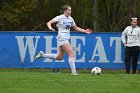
[34,5,92,75]
[122,18,140,74]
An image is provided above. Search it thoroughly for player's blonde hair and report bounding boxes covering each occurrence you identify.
[60,5,71,14]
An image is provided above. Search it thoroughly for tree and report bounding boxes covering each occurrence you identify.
[93,0,98,32]
[1,0,140,32]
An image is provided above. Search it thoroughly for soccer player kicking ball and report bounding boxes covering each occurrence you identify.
[34,5,92,75]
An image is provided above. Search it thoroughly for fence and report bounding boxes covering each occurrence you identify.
[0,32,140,69]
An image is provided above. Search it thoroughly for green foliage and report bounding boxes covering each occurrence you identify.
[1,0,140,31]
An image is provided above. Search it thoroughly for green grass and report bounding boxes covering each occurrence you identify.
[0,69,140,93]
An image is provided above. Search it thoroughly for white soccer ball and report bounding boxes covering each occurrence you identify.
[91,67,101,75]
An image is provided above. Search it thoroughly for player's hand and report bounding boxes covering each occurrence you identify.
[124,43,127,47]
[84,29,93,34]
[50,28,55,31]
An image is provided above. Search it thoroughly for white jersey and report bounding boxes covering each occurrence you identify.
[52,14,76,40]
[121,26,140,47]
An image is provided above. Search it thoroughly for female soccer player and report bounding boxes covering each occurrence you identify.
[34,5,92,75]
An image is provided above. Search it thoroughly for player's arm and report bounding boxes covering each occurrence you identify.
[47,20,55,31]
[72,26,92,34]
[121,27,128,47]
[138,29,140,46]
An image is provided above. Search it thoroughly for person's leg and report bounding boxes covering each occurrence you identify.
[132,47,139,74]
[43,47,65,60]
[125,47,131,74]
[61,43,77,75]
[34,47,65,61]
[42,53,57,59]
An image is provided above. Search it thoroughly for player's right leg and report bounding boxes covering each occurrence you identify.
[34,47,65,61]
[34,51,44,61]
[55,47,65,60]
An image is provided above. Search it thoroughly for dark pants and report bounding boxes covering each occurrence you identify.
[125,46,139,74]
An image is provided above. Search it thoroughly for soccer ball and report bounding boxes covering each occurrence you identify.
[91,67,101,75]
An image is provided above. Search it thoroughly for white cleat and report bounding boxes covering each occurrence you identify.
[34,51,44,61]
[71,73,79,76]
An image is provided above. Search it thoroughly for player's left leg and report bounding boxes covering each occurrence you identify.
[132,46,139,74]
[61,43,78,75]
[125,47,131,74]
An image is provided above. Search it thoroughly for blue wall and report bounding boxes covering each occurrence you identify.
[0,32,139,69]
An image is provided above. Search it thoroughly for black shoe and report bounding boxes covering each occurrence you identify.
[132,72,136,74]
[138,70,140,74]
[52,68,60,73]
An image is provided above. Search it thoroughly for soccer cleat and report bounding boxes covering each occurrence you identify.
[34,51,44,61]
[71,73,79,76]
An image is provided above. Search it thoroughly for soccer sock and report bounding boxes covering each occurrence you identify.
[68,58,76,74]
[42,54,57,59]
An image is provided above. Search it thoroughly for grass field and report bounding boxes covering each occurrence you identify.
[0,69,140,93]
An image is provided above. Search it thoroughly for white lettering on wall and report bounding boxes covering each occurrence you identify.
[90,37,109,63]
[71,36,85,62]
[15,36,40,62]
[110,37,123,63]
